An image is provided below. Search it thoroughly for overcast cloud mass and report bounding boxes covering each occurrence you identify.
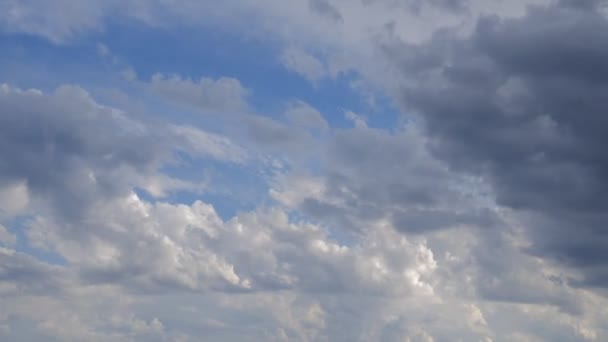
[1,0,608,341]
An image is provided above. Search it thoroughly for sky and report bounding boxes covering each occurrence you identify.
[1,0,608,341]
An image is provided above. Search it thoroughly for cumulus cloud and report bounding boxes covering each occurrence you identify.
[0,86,454,337]
[0,82,448,339]
[3,0,608,340]
[3,79,600,340]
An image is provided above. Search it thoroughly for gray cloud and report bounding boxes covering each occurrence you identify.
[4,0,608,340]
[294,126,499,235]
[386,1,608,287]
[148,73,249,113]
[308,0,343,22]
[0,248,70,296]
[0,85,436,298]
[362,0,469,13]
[0,84,169,218]
[0,84,247,216]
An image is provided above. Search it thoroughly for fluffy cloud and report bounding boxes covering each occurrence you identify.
[0,83,445,339]
[2,0,608,340]
[3,80,604,340]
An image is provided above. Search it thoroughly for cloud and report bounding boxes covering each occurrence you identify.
[284,101,329,131]
[148,73,249,113]
[0,83,535,341]
[26,189,437,297]
[0,180,28,216]
[383,1,608,288]
[171,125,247,163]
[0,0,108,43]
[0,225,16,246]
[344,110,367,128]
[289,125,498,235]
[0,83,248,217]
[0,83,434,296]
[0,248,71,296]
[3,0,608,340]
[308,0,343,22]
[0,84,163,216]
[280,48,329,84]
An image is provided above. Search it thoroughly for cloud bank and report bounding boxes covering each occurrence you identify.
[1,0,608,341]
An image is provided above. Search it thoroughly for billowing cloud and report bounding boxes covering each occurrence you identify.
[2,0,608,341]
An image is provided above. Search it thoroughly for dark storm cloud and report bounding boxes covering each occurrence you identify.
[387,1,608,286]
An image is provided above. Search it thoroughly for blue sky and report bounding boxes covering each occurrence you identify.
[1,1,608,341]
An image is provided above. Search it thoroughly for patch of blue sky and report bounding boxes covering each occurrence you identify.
[0,32,120,91]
